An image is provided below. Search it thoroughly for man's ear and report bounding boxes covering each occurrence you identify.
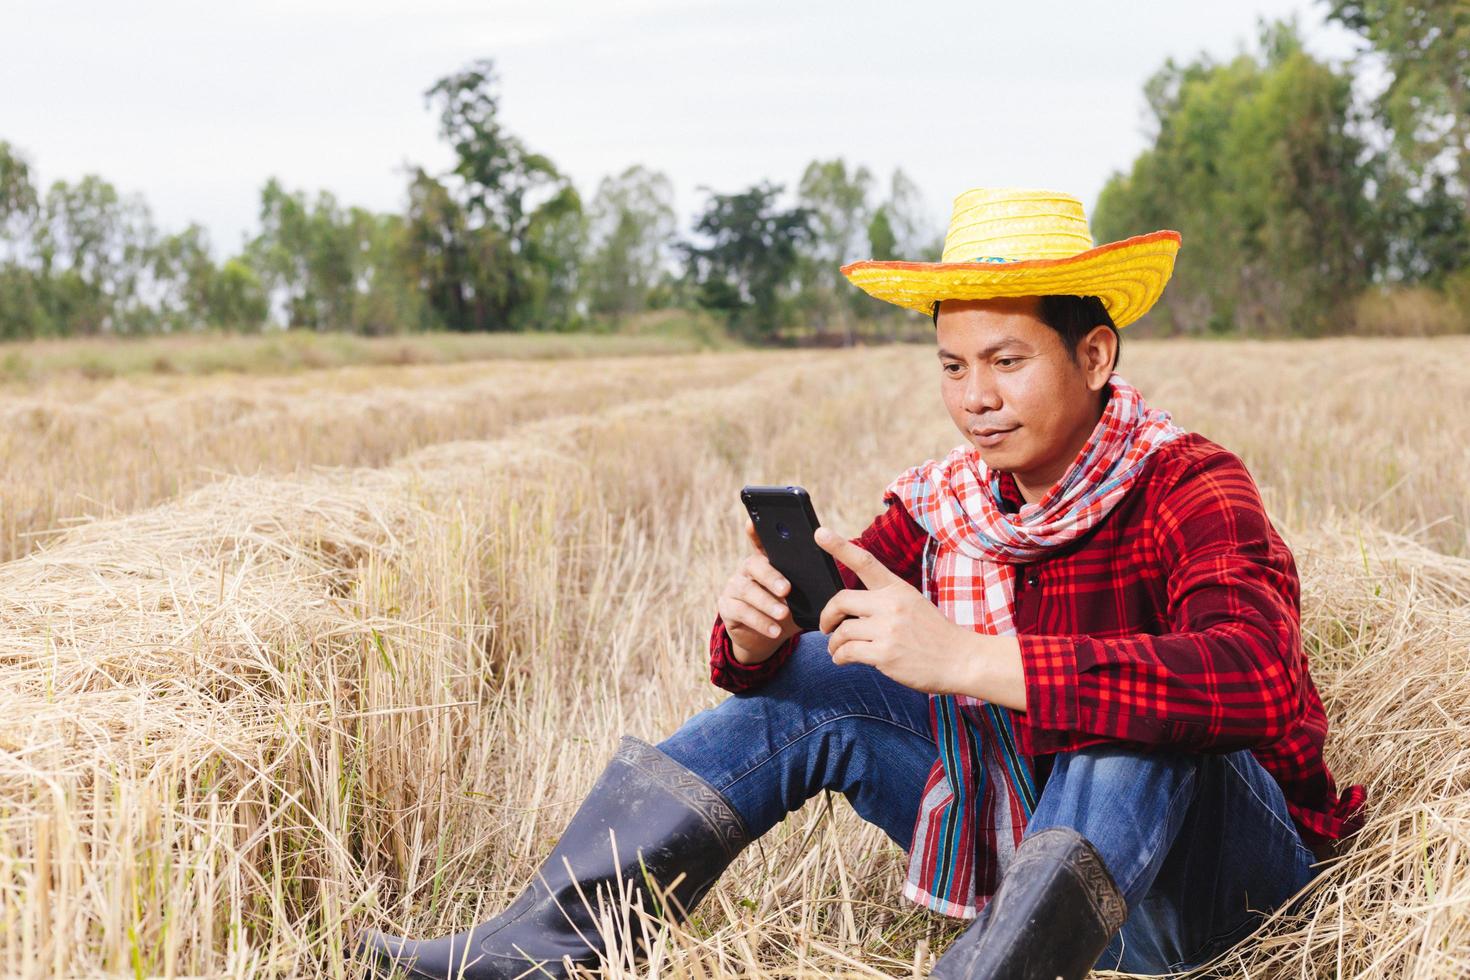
[1078,325,1116,389]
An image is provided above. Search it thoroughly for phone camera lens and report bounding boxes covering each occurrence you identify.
[775,520,791,541]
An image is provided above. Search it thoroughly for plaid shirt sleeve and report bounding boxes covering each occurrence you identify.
[1018,449,1305,751]
[710,496,928,692]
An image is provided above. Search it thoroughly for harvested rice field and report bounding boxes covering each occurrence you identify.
[0,334,1467,977]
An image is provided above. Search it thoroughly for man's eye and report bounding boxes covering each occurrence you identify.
[996,357,1019,367]
[943,363,963,374]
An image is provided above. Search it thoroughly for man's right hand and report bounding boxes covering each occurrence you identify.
[717,517,802,665]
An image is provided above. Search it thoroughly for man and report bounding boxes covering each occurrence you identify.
[356,188,1365,980]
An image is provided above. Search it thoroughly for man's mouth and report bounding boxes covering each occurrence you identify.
[972,425,1018,446]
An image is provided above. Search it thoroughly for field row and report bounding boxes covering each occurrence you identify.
[0,349,826,563]
[3,336,1466,565]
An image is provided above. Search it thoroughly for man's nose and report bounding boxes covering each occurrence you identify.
[963,371,1002,413]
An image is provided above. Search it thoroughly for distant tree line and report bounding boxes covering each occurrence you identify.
[0,3,1464,342]
[1094,9,1469,336]
[0,59,935,344]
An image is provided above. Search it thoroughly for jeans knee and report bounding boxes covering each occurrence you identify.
[1052,743,1200,789]
[784,629,838,676]
[1034,744,1202,843]
[667,632,864,761]
[749,629,844,698]
[1030,746,1205,911]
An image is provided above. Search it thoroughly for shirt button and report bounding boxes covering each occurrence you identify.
[1025,573,1040,587]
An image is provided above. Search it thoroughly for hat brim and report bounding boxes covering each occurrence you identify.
[839,230,1181,329]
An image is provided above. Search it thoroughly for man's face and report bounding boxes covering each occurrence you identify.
[935,296,1115,499]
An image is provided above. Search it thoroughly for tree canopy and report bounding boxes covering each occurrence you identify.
[1093,21,1382,335]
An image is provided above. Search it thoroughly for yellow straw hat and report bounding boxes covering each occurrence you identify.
[840,187,1181,329]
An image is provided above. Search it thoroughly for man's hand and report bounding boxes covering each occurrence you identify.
[716,516,802,665]
[813,525,1027,708]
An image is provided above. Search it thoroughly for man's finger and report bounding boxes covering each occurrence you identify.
[725,595,784,640]
[828,635,875,667]
[827,612,877,647]
[819,588,879,634]
[813,526,902,590]
[745,554,789,598]
[745,516,767,556]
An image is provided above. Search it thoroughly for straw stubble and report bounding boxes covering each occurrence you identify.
[0,337,1465,977]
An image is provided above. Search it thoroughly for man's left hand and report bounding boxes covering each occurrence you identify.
[814,525,981,695]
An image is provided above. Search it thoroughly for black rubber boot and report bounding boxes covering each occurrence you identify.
[354,735,752,979]
[928,826,1128,980]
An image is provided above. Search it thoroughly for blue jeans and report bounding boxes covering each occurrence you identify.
[655,629,1320,975]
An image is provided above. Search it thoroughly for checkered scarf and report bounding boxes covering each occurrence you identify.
[883,373,1185,918]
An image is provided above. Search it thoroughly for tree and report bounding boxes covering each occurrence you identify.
[346,208,437,335]
[1326,0,1470,287]
[869,168,937,261]
[681,181,814,341]
[517,183,586,331]
[796,158,874,342]
[0,141,45,339]
[583,165,676,324]
[247,179,428,334]
[0,142,39,263]
[1326,1,1470,216]
[0,144,229,338]
[147,233,268,333]
[148,222,218,331]
[1092,19,1381,336]
[422,58,583,330]
[206,257,269,331]
[403,167,472,331]
[247,179,357,330]
[33,175,155,335]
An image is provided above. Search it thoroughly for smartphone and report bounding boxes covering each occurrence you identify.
[740,484,846,632]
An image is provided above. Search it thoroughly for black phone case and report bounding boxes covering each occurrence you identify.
[740,484,846,632]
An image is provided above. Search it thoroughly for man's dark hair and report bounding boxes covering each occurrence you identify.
[931,295,1121,371]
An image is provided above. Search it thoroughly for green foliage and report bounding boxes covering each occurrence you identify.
[1326,0,1470,287]
[516,182,587,332]
[402,167,475,332]
[0,58,588,340]
[419,58,585,331]
[797,164,940,339]
[246,179,429,334]
[1094,11,1470,336]
[1326,1,1470,193]
[207,258,270,330]
[247,179,350,330]
[875,169,940,261]
[866,207,897,262]
[0,139,273,338]
[36,174,158,335]
[0,265,47,341]
[149,224,216,331]
[0,141,39,241]
[1093,20,1382,335]
[681,181,815,341]
[583,165,677,323]
[795,158,875,340]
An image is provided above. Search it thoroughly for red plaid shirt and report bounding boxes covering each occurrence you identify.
[710,432,1367,852]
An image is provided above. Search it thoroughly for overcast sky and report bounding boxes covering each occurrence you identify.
[3,1,1363,258]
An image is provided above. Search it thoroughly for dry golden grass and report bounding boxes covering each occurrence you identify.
[0,326,735,384]
[0,335,1466,978]
[1350,286,1469,337]
[0,349,791,563]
